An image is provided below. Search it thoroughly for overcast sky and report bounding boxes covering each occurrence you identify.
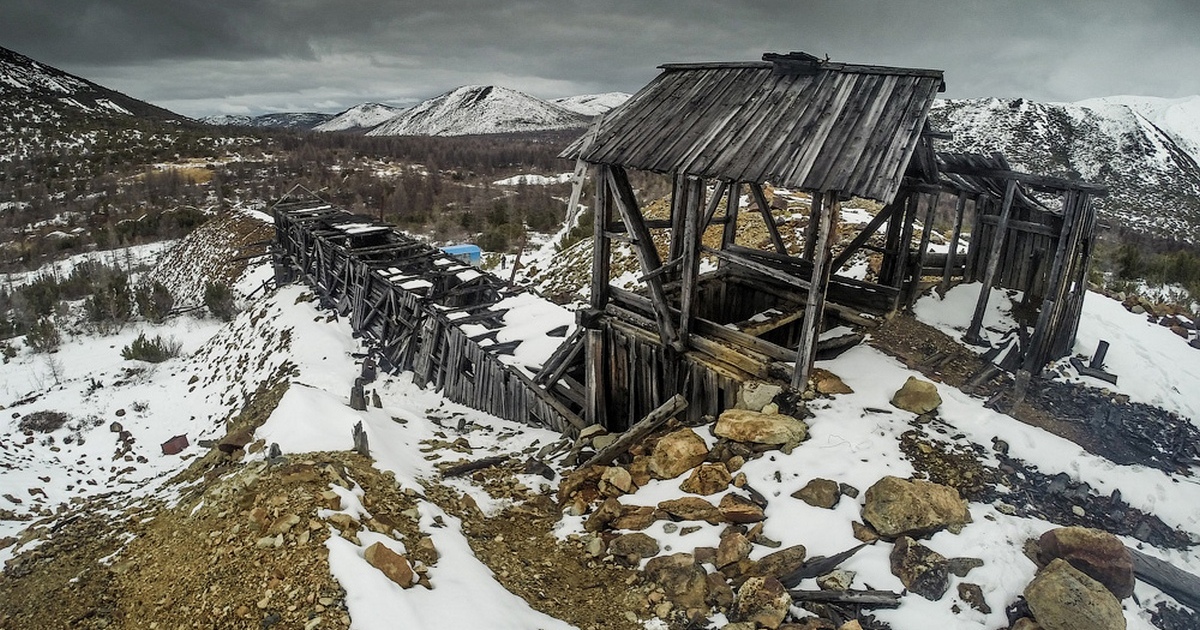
[4,0,1198,118]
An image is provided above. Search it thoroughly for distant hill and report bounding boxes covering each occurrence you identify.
[928,97,1200,242]
[313,103,404,132]
[200,112,334,131]
[551,92,631,116]
[366,85,588,137]
[0,45,181,121]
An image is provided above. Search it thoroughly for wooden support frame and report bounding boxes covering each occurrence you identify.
[605,165,680,350]
[749,182,789,255]
[939,193,969,295]
[678,177,706,349]
[792,190,840,390]
[831,198,901,272]
[907,191,941,310]
[590,165,612,309]
[964,179,1017,345]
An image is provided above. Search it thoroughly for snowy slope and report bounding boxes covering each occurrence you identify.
[0,45,180,120]
[313,103,404,132]
[929,97,1200,241]
[1079,95,1200,163]
[366,85,588,137]
[551,92,631,117]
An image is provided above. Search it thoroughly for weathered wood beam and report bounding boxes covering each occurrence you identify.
[722,182,741,252]
[803,192,822,260]
[606,165,680,349]
[939,164,1108,196]
[965,179,1017,345]
[831,199,900,272]
[579,394,688,469]
[702,180,729,229]
[590,165,613,310]
[584,329,606,429]
[940,194,969,295]
[908,191,941,310]
[793,191,839,390]
[749,182,789,255]
[678,177,705,349]
[702,246,812,292]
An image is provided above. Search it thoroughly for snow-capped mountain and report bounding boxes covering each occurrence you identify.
[1078,95,1200,163]
[550,92,631,117]
[0,45,180,120]
[200,111,334,131]
[929,97,1200,241]
[366,85,588,137]
[313,103,404,132]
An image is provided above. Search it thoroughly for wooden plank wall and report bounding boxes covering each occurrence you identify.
[274,203,583,435]
[961,196,1064,299]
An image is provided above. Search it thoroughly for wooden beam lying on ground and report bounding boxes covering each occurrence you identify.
[579,394,688,469]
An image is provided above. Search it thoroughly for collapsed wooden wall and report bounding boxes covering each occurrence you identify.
[273,199,584,434]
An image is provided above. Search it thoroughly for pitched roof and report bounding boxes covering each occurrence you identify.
[566,52,945,203]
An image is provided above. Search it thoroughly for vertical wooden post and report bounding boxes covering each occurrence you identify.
[668,173,687,263]
[940,193,969,295]
[879,190,909,284]
[721,182,741,252]
[965,179,1017,345]
[584,329,606,428]
[908,191,941,310]
[1023,190,1078,373]
[792,190,839,391]
[590,165,612,310]
[963,194,986,282]
[803,192,823,260]
[892,192,920,289]
[607,166,679,349]
[678,177,705,348]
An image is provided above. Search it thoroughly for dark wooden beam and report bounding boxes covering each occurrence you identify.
[939,165,1108,196]
[590,165,612,310]
[678,177,705,350]
[749,182,789,255]
[606,165,680,349]
[965,179,1017,345]
[939,194,969,295]
[908,191,941,310]
[831,199,900,272]
[792,190,839,390]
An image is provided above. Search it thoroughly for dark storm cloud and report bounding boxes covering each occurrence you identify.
[2,0,1197,117]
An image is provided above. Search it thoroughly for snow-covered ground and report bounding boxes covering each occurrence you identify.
[3,226,1200,629]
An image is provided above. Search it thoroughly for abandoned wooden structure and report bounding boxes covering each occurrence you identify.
[271,197,585,434]
[555,51,1106,431]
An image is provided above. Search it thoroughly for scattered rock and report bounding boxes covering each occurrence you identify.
[109,422,123,433]
[957,582,991,614]
[1024,559,1126,630]
[889,536,950,601]
[861,476,971,539]
[714,409,808,451]
[717,532,753,568]
[732,576,791,629]
[812,369,854,395]
[743,545,807,581]
[584,497,622,532]
[838,483,859,499]
[611,505,659,531]
[706,572,735,608]
[645,553,708,610]
[851,521,879,543]
[599,466,633,495]
[890,376,942,414]
[738,381,784,412]
[364,541,415,588]
[719,493,766,524]
[792,478,841,509]
[680,463,732,495]
[1036,526,1134,599]
[658,497,725,524]
[947,556,984,577]
[608,532,660,560]
[649,429,710,479]
[816,569,855,591]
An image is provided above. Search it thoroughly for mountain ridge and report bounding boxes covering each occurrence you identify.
[366,85,589,137]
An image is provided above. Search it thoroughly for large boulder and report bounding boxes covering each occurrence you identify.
[742,545,807,581]
[1024,559,1126,630]
[861,476,971,539]
[888,536,950,600]
[1037,526,1134,599]
[714,409,808,450]
[649,428,709,479]
[890,376,942,414]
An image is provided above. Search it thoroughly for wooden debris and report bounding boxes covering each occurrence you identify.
[579,394,688,469]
